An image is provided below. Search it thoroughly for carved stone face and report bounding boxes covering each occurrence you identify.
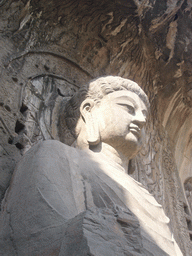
[91,90,148,157]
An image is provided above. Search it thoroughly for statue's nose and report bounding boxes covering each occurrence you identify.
[132,111,146,128]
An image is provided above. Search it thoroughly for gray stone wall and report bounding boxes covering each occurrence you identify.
[0,0,192,254]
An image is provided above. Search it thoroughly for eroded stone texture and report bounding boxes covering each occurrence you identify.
[0,0,192,255]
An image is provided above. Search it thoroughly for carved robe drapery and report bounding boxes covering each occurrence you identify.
[0,140,182,255]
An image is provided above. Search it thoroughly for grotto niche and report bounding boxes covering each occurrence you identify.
[0,76,183,255]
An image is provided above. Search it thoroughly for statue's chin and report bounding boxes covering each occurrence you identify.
[125,133,141,147]
[123,134,142,158]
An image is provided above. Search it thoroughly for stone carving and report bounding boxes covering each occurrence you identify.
[0,76,183,255]
[185,178,192,213]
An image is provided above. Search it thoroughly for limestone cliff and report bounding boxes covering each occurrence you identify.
[0,0,192,254]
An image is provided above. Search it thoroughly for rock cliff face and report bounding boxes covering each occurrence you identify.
[0,0,192,254]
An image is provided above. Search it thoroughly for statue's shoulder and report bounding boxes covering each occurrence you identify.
[31,139,72,152]
[25,139,80,160]
[13,140,84,181]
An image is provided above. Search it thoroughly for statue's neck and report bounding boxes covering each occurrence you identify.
[89,142,129,173]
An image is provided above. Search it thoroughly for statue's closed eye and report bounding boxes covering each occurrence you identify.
[118,103,135,115]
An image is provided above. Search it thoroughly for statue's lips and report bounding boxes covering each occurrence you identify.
[129,127,140,137]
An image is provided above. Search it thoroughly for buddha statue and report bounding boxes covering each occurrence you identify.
[0,76,182,255]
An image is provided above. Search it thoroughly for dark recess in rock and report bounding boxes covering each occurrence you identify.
[15,120,25,134]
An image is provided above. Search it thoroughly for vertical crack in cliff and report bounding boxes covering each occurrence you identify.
[82,179,88,210]
[7,210,18,256]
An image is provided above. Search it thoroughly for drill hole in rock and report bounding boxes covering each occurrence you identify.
[15,120,25,134]
[20,103,28,114]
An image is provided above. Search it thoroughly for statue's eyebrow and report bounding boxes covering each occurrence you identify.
[113,96,137,106]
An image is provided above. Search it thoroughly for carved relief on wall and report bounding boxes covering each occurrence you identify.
[185,177,192,213]
[7,53,91,154]
[184,177,192,241]
[129,120,164,205]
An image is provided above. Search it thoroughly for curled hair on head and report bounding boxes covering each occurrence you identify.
[60,76,150,141]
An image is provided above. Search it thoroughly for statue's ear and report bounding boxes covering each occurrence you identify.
[80,99,100,145]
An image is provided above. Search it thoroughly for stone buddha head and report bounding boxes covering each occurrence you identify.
[62,76,149,161]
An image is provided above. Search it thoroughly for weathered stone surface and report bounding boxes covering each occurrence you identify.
[0,0,192,254]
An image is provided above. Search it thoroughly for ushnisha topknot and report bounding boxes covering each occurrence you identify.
[63,76,150,138]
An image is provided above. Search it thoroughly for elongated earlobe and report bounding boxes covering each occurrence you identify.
[86,113,100,145]
[80,99,100,145]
